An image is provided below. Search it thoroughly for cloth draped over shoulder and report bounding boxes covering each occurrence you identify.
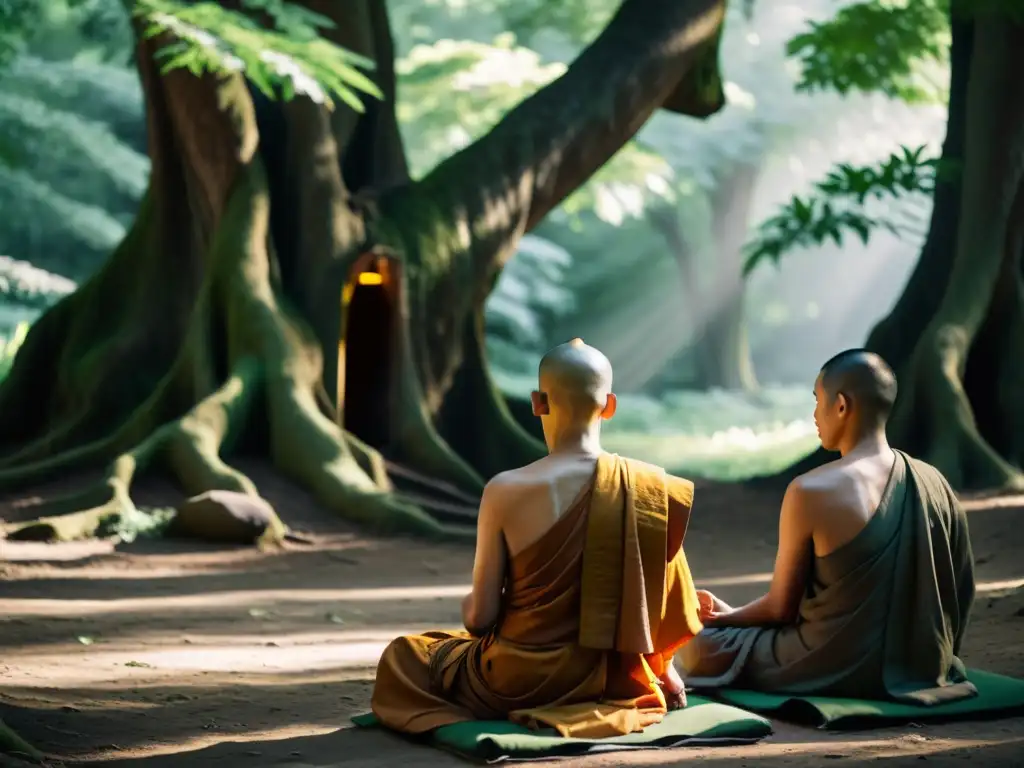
[681,450,977,705]
[371,453,704,738]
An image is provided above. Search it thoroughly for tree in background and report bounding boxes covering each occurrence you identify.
[747,0,1024,491]
[0,0,728,546]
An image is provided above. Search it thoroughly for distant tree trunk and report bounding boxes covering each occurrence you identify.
[700,162,760,392]
[777,7,1024,491]
[650,162,760,392]
[0,0,729,543]
[645,204,703,389]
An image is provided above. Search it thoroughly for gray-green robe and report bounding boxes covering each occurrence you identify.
[681,450,977,704]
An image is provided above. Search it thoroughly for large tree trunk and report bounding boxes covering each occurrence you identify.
[773,8,1024,492]
[0,0,728,542]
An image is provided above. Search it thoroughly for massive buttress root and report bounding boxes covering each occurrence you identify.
[1,0,731,539]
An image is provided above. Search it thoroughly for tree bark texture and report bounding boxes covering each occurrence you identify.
[0,0,728,541]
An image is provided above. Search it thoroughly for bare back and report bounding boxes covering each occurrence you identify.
[799,447,898,557]
[491,453,599,558]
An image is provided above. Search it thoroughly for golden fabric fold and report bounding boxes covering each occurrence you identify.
[580,453,674,654]
[370,453,702,739]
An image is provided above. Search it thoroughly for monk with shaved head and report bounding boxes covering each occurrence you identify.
[682,349,977,705]
[372,339,705,738]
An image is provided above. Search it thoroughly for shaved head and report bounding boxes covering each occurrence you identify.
[818,349,897,424]
[537,338,613,414]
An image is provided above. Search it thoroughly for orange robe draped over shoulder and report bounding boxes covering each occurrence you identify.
[370,453,704,739]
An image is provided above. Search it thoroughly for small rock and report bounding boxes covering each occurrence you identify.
[168,491,279,545]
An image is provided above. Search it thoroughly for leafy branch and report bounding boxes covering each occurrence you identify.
[786,0,949,103]
[743,145,942,275]
[134,0,383,111]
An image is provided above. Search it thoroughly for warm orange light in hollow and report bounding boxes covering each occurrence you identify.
[358,271,383,286]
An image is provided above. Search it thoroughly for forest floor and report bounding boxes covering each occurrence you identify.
[2,461,1024,768]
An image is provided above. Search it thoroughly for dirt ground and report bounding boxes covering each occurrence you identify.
[2,462,1024,767]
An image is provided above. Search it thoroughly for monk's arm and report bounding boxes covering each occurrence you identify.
[462,481,508,637]
[706,481,812,628]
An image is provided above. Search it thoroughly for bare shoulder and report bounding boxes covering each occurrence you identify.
[785,469,840,520]
[482,463,552,504]
[483,468,527,501]
[479,470,524,520]
[795,457,847,491]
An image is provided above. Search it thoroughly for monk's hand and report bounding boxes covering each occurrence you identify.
[696,589,718,622]
[697,589,731,626]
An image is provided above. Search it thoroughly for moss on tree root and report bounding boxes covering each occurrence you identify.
[0,719,42,764]
[0,0,729,541]
[3,163,458,543]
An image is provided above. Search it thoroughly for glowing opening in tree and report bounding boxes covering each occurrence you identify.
[358,271,383,286]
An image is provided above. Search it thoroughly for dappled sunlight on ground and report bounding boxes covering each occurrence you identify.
[2,480,1024,765]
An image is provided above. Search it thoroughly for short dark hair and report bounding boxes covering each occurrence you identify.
[819,349,897,423]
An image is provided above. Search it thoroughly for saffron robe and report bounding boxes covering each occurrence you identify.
[681,450,977,705]
[371,453,704,738]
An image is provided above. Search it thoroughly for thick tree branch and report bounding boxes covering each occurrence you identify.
[395,0,726,283]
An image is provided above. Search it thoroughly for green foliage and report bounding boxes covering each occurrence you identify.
[134,0,382,111]
[787,0,950,103]
[96,505,176,542]
[4,56,145,147]
[744,145,939,275]
[0,165,128,277]
[0,0,36,67]
[499,0,612,49]
[742,0,955,276]
[485,234,575,354]
[0,55,144,277]
[397,36,565,176]
[0,320,28,383]
[0,256,77,309]
[0,89,147,210]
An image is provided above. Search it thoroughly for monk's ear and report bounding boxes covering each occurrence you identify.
[600,392,617,420]
[531,390,549,416]
[836,392,849,416]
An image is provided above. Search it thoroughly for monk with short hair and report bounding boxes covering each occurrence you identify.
[372,339,704,738]
[682,349,977,704]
